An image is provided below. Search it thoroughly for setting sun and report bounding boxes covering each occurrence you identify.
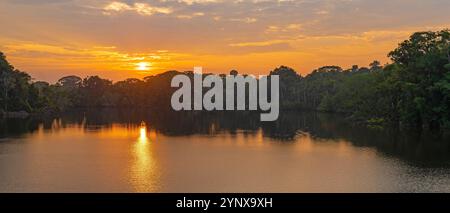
[136,62,151,71]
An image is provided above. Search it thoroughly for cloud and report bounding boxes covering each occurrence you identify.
[265,24,302,33]
[315,10,329,15]
[229,17,257,23]
[177,12,205,19]
[103,1,173,16]
[177,0,221,5]
[1,39,184,75]
[229,39,288,47]
[229,42,293,54]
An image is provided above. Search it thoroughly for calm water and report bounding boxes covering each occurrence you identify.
[0,110,450,192]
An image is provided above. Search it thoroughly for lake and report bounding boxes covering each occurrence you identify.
[0,110,450,192]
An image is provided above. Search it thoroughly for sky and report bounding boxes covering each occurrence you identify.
[0,0,449,82]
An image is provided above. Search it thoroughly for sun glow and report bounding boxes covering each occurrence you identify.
[136,62,151,71]
[138,122,148,143]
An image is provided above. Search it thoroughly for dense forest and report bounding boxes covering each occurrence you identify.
[0,30,449,129]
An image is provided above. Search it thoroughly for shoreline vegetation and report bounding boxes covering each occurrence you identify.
[1,30,449,130]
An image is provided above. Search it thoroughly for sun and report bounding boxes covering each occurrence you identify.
[136,62,151,71]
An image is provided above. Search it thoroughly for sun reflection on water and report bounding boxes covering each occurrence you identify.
[139,123,148,143]
[130,122,160,192]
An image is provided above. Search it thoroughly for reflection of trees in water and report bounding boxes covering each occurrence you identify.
[301,113,450,167]
[1,109,450,166]
[0,118,42,137]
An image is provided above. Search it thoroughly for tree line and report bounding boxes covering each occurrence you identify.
[0,30,449,129]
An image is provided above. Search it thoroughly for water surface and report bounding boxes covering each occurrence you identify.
[0,110,449,192]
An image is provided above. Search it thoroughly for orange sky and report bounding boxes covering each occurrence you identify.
[0,0,449,82]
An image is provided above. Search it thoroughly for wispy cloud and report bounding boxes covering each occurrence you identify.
[229,39,288,47]
[176,12,205,19]
[265,24,302,33]
[103,1,173,16]
[229,17,257,23]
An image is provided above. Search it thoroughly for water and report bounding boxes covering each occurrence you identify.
[0,110,450,192]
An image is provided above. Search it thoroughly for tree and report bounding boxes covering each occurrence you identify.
[387,30,450,128]
[113,78,145,107]
[0,52,14,112]
[80,76,113,107]
[369,60,382,71]
[57,76,82,89]
[0,52,33,112]
[270,66,302,108]
[389,30,450,66]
